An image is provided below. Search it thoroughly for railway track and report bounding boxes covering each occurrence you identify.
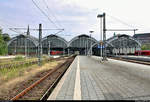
[109,57,150,66]
[10,55,76,100]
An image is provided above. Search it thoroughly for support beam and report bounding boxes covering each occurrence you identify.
[106,29,138,31]
[38,24,42,66]
[103,13,107,61]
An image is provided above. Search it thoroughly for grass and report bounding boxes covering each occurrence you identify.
[14,55,24,61]
[0,59,65,100]
[0,57,59,82]
[0,55,48,65]
[0,62,34,82]
[0,57,38,67]
[0,55,61,82]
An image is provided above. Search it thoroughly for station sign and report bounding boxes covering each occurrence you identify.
[98,44,104,48]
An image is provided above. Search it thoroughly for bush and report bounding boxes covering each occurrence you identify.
[14,55,24,61]
[0,29,8,55]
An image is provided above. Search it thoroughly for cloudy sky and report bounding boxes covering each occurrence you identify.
[0,0,150,41]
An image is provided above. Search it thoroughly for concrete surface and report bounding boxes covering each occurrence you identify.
[48,55,150,100]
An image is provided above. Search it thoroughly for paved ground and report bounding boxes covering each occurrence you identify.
[48,56,150,100]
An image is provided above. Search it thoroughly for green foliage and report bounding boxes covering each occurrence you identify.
[0,34,8,55]
[141,44,150,50]
[2,33,10,42]
[0,29,8,55]
[14,55,24,61]
[0,61,36,81]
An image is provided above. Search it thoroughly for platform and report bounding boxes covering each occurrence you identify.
[48,56,150,100]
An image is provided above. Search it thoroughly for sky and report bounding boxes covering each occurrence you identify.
[0,0,150,41]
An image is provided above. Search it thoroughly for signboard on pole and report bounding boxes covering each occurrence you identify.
[98,44,104,48]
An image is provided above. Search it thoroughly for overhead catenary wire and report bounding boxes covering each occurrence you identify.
[42,0,72,38]
[107,14,136,29]
[32,0,70,38]
[43,0,63,28]
[32,0,60,29]
[9,28,64,31]
[0,19,24,35]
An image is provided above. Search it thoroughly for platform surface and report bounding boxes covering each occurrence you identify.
[48,56,150,100]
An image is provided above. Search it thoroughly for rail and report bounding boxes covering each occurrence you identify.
[10,55,75,100]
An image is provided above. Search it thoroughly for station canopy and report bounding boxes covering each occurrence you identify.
[106,34,141,49]
[7,34,39,47]
[42,34,68,48]
[68,34,98,48]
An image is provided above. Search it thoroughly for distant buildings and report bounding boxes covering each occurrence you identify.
[133,33,150,44]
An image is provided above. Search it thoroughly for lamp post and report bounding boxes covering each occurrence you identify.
[89,31,94,56]
[97,14,103,57]
[97,12,107,61]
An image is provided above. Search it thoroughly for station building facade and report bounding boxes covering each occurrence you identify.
[7,34,141,56]
[42,34,68,55]
[68,34,99,55]
[7,34,38,56]
[107,34,141,55]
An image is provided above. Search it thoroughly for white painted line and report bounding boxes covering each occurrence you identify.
[73,56,81,100]
[47,59,73,100]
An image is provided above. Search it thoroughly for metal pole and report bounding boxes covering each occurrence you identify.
[27,40,29,57]
[85,39,86,55]
[89,31,94,56]
[87,38,88,56]
[48,41,50,56]
[49,42,51,56]
[84,39,86,55]
[100,17,103,57]
[25,37,27,57]
[38,24,42,66]
[85,40,87,55]
[90,34,92,56]
[103,13,107,61]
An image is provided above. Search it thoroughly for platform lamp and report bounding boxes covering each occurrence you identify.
[89,31,94,56]
[97,14,103,58]
[97,13,107,61]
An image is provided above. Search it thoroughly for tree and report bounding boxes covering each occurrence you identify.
[2,33,10,42]
[0,29,8,55]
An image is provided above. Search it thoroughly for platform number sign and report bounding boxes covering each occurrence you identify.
[98,44,104,48]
